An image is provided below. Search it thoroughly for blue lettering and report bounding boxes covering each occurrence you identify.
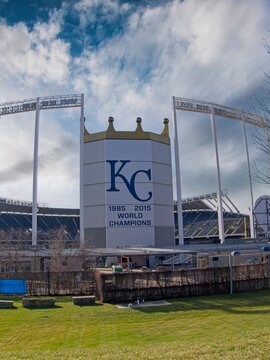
[117,212,143,219]
[107,160,152,202]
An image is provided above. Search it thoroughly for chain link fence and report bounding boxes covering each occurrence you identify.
[0,270,96,296]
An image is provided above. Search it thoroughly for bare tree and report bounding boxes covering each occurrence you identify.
[48,227,93,272]
[47,228,70,272]
[251,44,270,184]
[0,229,31,273]
[251,125,270,184]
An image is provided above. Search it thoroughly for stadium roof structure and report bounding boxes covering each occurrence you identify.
[182,200,211,211]
[1,242,270,259]
[87,241,270,256]
[178,193,240,214]
[0,197,79,216]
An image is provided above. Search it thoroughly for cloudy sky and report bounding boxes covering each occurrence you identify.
[0,0,270,212]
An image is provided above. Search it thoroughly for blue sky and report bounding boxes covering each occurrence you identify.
[0,0,270,211]
[0,0,160,54]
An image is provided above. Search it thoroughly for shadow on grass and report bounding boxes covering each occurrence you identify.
[131,289,270,315]
[46,295,97,303]
[25,304,63,310]
[73,303,103,307]
[0,306,18,310]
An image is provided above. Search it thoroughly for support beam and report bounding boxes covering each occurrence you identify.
[172,96,184,245]
[80,94,85,249]
[32,97,40,246]
[210,104,225,244]
[241,111,255,238]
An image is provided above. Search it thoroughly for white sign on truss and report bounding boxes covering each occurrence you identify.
[174,97,264,126]
[0,94,82,116]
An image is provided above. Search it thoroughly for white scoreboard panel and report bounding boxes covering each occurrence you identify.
[84,138,174,248]
[105,140,155,247]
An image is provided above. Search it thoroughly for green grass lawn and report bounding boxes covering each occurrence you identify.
[1,291,270,359]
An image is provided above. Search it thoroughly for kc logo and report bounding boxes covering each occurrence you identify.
[107,160,152,202]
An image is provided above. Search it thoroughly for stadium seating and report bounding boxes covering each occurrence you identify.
[0,197,247,243]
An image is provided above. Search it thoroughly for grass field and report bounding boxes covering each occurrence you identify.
[1,290,270,359]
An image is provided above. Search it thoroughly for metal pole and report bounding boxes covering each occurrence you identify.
[229,253,233,294]
[210,104,225,244]
[241,111,255,238]
[172,96,184,245]
[80,93,85,249]
[32,97,40,246]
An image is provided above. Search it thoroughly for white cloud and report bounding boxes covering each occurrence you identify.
[0,10,70,92]
[0,111,80,207]
[72,0,270,212]
[0,0,270,212]
[74,0,270,125]
[0,8,79,208]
